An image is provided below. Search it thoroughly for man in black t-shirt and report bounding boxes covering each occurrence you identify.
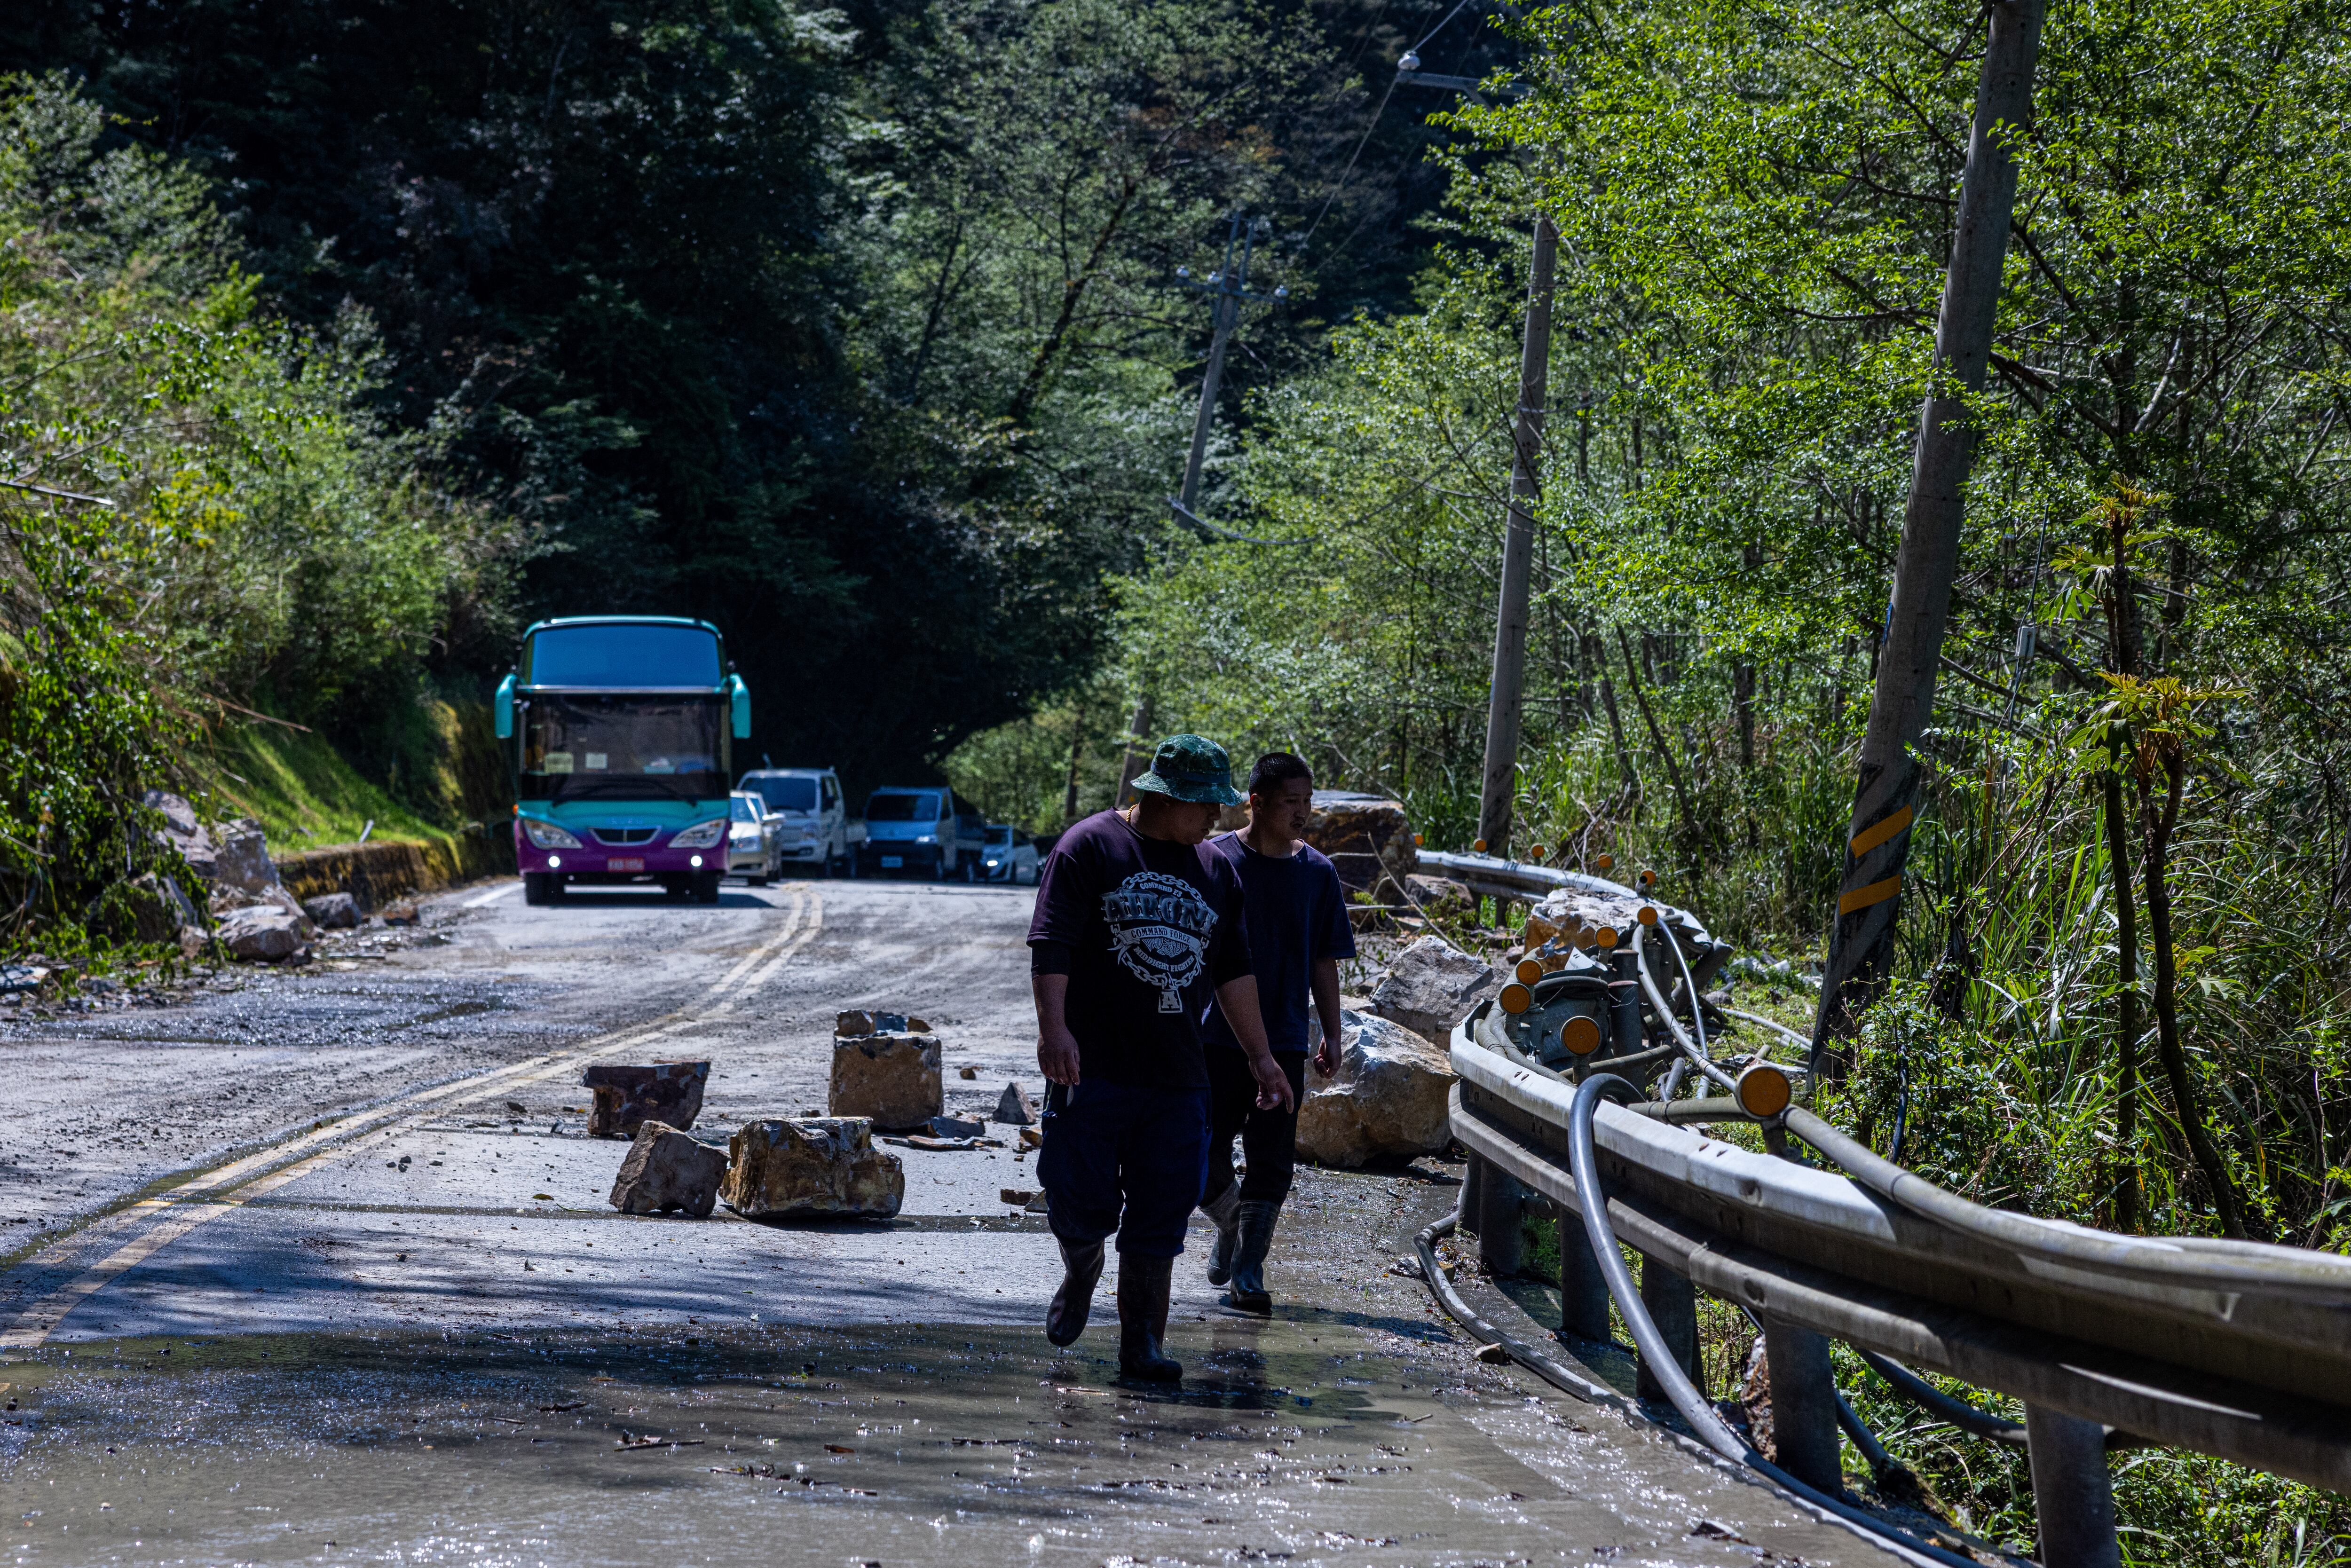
[1199,753,1356,1312]
[1028,734,1291,1381]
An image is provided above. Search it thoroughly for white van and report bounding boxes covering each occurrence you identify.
[735,767,861,877]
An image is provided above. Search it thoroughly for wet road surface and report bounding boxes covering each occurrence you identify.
[0,876,1894,1565]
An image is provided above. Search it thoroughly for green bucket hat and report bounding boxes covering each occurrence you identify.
[1132,734,1243,806]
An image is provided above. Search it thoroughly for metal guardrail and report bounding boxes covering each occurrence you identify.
[1412,851,2351,1566]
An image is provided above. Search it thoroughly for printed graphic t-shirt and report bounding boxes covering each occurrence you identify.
[1026,809,1252,1088]
[1203,834,1357,1055]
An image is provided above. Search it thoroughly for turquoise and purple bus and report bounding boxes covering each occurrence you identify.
[494,616,750,905]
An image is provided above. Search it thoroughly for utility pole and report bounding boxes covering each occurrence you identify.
[1170,213,1285,524]
[1475,213,1558,853]
[1813,0,2045,1072]
[1114,212,1288,800]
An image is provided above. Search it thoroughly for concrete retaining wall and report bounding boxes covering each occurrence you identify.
[276,827,513,910]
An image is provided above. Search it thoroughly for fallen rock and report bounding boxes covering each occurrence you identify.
[829,1032,943,1130]
[607,1121,727,1217]
[215,905,308,963]
[957,1065,978,1080]
[210,820,281,895]
[1307,792,1418,892]
[1295,1010,1457,1167]
[1367,936,1500,1047]
[303,892,362,929]
[145,791,217,880]
[930,1114,986,1139]
[122,872,197,944]
[994,1082,1038,1126]
[1403,874,1473,916]
[1018,1126,1044,1150]
[381,898,421,926]
[583,1061,710,1138]
[836,1009,931,1037]
[722,1117,905,1219]
[1000,1187,1038,1207]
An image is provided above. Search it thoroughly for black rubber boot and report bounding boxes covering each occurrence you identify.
[1045,1237,1104,1347]
[1200,1181,1241,1286]
[1116,1254,1182,1382]
[1227,1199,1281,1314]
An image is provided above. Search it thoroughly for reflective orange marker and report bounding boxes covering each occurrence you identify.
[1736,1062,1794,1119]
[1515,957,1544,985]
[1561,1016,1602,1056]
[1637,905,1659,927]
[1595,853,1615,871]
[1499,982,1533,1015]
[1473,838,1488,853]
[1594,925,1620,949]
[1531,844,1546,860]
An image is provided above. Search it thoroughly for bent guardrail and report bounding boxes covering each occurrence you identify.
[1414,851,2351,1567]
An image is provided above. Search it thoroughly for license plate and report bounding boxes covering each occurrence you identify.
[879,855,903,868]
[607,857,645,872]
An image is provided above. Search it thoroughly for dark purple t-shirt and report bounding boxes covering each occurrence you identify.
[1203,834,1357,1055]
[1026,809,1251,1089]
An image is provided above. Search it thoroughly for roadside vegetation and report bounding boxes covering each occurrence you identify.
[4,0,2347,1551]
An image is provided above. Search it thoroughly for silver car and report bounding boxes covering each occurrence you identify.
[982,824,1040,884]
[725,792,782,885]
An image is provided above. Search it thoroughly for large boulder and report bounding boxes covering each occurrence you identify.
[583,1061,710,1139]
[145,791,218,881]
[722,1117,905,1219]
[303,892,362,930]
[1306,791,1418,893]
[608,1121,728,1217]
[1368,936,1501,1047]
[215,905,308,962]
[1296,1011,1457,1166]
[210,821,281,895]
[829,1031,943,1130]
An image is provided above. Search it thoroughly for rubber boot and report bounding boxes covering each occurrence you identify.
[1045,1237,1104,1347]
[1227,1199,1281,1314]
[1116,1255,1182,1382]
[1200,1181,1242,1286]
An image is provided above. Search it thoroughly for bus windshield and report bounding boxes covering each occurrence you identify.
[866,792,939,821]
[520,694,726,802]
[526,623,722,688]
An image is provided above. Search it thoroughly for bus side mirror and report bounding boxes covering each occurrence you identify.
[727,674,750,739]
[495,674,515,739]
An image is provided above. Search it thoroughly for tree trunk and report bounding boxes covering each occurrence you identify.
[2104,730,2141,1232]
[1063,702,1087,825]
[2140,752,2251,1239]
[1813,0,2046,1070]
[1599,676,1639,797]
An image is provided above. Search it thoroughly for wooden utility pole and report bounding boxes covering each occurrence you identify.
[1173,214,1280,519]
[1813,0,2045,1069]
[1475,214,1558,852]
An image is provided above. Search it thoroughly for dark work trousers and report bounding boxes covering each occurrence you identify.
[1204,1048,1308,1204]
[1038,1078,1211,1257]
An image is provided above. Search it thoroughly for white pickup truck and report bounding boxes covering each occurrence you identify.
[735,767,864,877]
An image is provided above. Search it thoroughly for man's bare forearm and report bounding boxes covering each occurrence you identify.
[1310,958,1344,1049]
[1032,972,1070,1032]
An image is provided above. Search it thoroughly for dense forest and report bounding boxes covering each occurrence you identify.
[4,0,2350,1555]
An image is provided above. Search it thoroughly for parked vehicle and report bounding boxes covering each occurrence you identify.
[858,787,985,880]
[726,792,783,884]
[736,767,861,876]
[495,616,751,906]
[981,824,1039,884]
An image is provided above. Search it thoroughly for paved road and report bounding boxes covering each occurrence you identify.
[0,876,1893,1565]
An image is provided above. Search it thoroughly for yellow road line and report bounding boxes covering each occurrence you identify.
[0,885,822,1349]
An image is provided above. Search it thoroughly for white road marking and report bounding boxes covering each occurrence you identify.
[0,885,824,1349]
[460,880,522,908]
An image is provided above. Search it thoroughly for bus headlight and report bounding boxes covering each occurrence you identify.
[522,819,581,850]
[670,819,728,849]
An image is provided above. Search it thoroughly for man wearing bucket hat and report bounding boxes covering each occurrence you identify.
[1028,734,1292,1382]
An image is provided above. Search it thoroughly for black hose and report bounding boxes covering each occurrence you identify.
[1856,1348,2028,1448]
[1565,1073,1984,1568]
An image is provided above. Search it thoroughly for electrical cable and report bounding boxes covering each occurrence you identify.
[1298,71,1400,249]
[1562,1074,1986,1568]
